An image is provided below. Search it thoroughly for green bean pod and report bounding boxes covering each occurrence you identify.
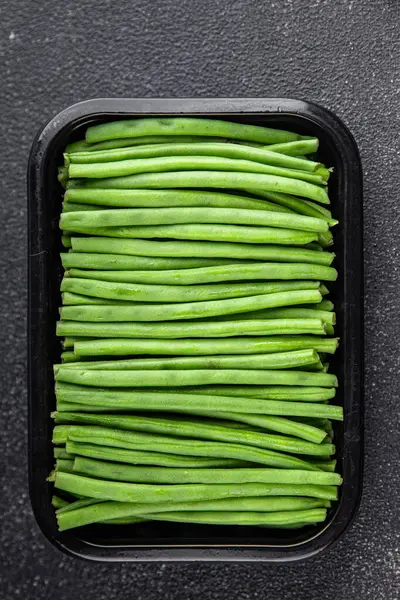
[60,206,329,233]
[57,318,327,338]
[85,117,304,145]
[67,142,320,172]
[73,335,339,357]
[70,238,336,265]
[53,412,334,456]
[55,384,341,413]
[73,457,341,485]
[67,156,327,185]
[53,426,323,470]
[55,349,320,371]
[68,170,330,204]
[66,261,336,286]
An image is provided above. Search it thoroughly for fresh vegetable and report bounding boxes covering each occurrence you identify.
[50,117,341,535]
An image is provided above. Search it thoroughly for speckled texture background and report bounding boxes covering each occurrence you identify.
[1,0,400,597]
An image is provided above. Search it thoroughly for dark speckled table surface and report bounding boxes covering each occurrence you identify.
[1,0,400,598]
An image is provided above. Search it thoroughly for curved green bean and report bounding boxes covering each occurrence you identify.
[66,135,240,153]
[60,277,324,304]
[68,156,326,186]
[69,170,330,204]
[54,412,334,456]
[85,117,304,145]
[62,282,322,308]
[57,404,326,443]
[67,142,320,172]
[168,409,327,443]
[248,189,336,223]
[266,139,319,156]
[53,426,323,470]
[56,498,330,531]
[61,278,322,308]
[65,441,252,468]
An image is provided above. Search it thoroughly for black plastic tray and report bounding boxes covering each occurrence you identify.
[28,98,363,562]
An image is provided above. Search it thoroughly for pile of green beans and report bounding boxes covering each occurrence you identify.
[51,117,342,533]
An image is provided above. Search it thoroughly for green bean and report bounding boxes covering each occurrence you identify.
[66,135,239,153]
[57,318,327,338]
[69,170,330,204]
[65,441,252,468]
[67,142,320,172]
[68,156,327,186]
[306,242,323,251]
[54,413,334,456]
[53,427,322,471]
[61,277,324,305]
[248,190,335,223]
[67,263,336,287]
[218,307,336,325]
[266,139,319,156]
[56,497,330,531]
[85,118,304,145]
[140,508,328,527]
[61,236,71,248]
[65,188,282,211]
[168,410,327,443]
[70,238,335,266]
[56,349,319,371]
[61,351,77,363]
[56,459,74,472]
[62,282,322,308]
[61,206,329,233]
[60,289,324,320]
[63,202,104,212]
[55,382,339,407]
[54,447,74,459]
[310,459,337,472]
[53,473,336,513]
[302,199,333,219]
[61,252,244,271]
[304,300,334,311]
[65,224,319,246]
[55,497,104,513]
[74,335,339,358]
[63,336,94,349]
[147,385,336,401]
[57,404,325,443]
[74,457,341,486]
[57,388,342,418]
[318,231,334,248]
[55,367,338,388]
[52,496,69,509]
